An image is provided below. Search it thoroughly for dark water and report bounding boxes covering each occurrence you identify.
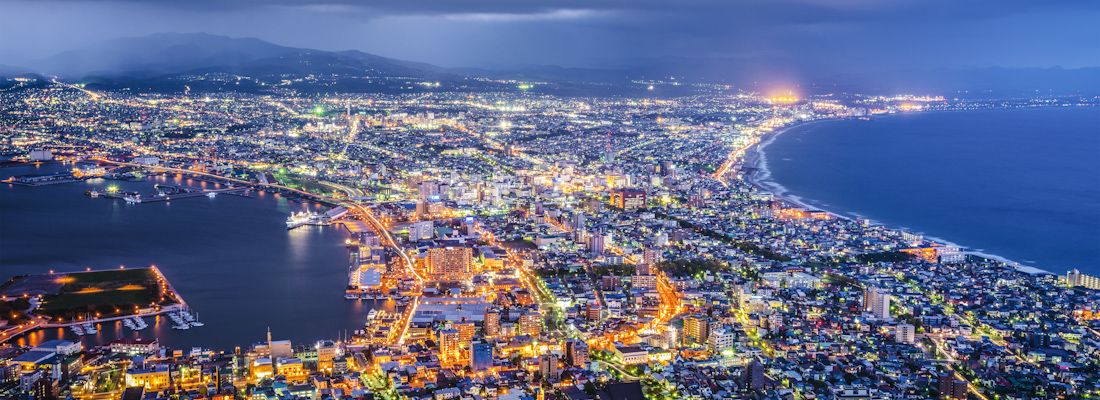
[763,107,1100,274]
[0,164,382,350]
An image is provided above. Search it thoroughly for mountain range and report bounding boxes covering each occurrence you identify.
[4,33,1097,96]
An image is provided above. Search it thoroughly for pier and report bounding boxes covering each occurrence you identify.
[93,186,251,203]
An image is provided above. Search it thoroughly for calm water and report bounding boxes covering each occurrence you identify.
[762,107,1100,274]
[0,164,382,350]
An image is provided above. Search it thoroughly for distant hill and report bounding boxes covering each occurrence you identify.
[7,33,1096,96]
[26,33,456,81]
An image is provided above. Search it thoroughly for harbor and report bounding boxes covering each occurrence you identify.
[1,161,382,350]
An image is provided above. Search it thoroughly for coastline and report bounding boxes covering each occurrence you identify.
[739,115,1055,276]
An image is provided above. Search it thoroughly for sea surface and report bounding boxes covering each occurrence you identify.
[761,107,1100,274]
[0,163,385,350]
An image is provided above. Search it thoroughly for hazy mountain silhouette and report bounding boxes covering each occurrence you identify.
[28,32,454,80]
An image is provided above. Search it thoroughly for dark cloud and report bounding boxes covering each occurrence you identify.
[1,0,1097,74]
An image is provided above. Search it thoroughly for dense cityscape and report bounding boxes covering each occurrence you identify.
[0,71,1098,400]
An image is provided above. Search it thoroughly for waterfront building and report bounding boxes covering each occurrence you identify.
[28,149,53,161]
[1064,269,1100,290]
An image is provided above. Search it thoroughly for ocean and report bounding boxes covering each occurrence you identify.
[760,107,1100,275]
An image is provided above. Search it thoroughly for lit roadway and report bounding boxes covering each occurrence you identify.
[93,158,423,345]
[318,181,423,345]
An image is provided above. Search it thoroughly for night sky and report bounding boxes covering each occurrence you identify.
[2,0,1098,73]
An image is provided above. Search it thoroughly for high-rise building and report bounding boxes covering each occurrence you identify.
[585,300,602,321]
[469,341,493,371]
[633,273,658,291]
[483,308,501,337]
[683,314,709,345]
[411,221,434,240]
[428,247,473,281]
[1065,269,1100,290]
[896,323,916,344]
[743,360,766,391]
[863,287,892,321]
[564,339,589,368]
[642,248,662,267]
[708,329,737,353]
[937,373,968,399]
[518,311,543,337]
[538,354,560,381]
[454,320,477,343]
[438,329,461,363]
[589,233,607,255]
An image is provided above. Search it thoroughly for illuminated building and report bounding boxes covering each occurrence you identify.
[350,264,383,289]
[28,149,53,162]
[632,273,658,291]
[896,324,915,345]
[428,247,473,281]
[250,358,273,379]
[276,358,308,383]
[125,365,170,392]
[564,339,588,368]
[411,220,434,240]
[454,320,477,343]
[683,314,709,345]
[108,338,158,355]
[585,300,602,321]
[1064,269,1100,290]
[538,354,560,381]
[863,287,891,321]
[613,345,648,365]
[483,308,501,337]
[589,232,607,255]
[316,340,338,372]
[642,248,662,267]
[518,311,543,337]
[609,188,646,210]
[438,329,462,363]
[708,329,737,353]
[938,373,969,399]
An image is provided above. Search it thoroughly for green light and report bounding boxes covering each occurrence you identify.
[517,83,533,91]
[106,185,119,193]
[312,105,325,116]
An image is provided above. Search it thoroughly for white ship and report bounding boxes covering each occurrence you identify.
[206,192,217,198]
[70,325,85,336]
[286,211,319,229]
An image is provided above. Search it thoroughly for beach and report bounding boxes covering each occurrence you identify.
[739,109,1100,274]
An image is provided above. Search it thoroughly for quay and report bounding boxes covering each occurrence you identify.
[0,266,195,345]
[94,186,251,203]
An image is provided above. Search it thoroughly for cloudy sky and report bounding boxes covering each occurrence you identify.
[2,0,1098,72]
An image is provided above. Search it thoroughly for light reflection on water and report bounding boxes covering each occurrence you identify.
[1,163,386,350]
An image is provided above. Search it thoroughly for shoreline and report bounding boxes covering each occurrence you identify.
[739,115,1056,276]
